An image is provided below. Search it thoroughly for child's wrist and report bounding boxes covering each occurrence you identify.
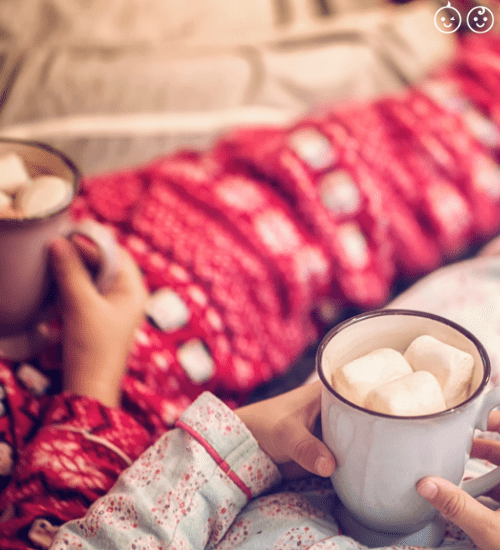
[63,355,125,407]
[64,377,121,407]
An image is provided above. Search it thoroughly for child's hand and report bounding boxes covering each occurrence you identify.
[417,410,500,550]
[417,477,500,550]
[48,236,147,407]
[235,381,336,479]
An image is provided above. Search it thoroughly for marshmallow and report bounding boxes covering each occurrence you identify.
[404,335,474,408]
[0,189,22,219]
[365,370,447,416]
[331,348,412,408]
[0,152,32,193]
[0,190,12,210]
[17,175,73,218]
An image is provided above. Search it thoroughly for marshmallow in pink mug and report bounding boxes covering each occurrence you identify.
[0,139,117,360]
[317,309,500,547]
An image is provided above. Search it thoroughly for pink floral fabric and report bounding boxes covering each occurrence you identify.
[51,393,281,549]
[50,393,489,550]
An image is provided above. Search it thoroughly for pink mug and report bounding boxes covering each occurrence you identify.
[0,139,117,360]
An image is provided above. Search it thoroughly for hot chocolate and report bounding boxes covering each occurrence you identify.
[0,152,73,220]
[329,334,474,416]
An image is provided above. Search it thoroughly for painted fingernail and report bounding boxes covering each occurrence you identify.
[417,480,438,500]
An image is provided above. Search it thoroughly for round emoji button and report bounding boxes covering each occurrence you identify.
[467,6,494,33]
[434,2,462,33]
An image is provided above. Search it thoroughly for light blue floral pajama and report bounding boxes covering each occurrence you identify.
[50,392,490,550]
[50,254,500,550]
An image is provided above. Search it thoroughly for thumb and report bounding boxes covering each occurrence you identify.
[49,238,98,309]
[417,477,498,550]
[281,422,335,477]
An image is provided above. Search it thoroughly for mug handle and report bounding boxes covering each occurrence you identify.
[65,219,118,294]
[0,221,118,360]
[460,386,500,498]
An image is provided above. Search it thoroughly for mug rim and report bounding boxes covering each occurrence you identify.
[316,308,491,420]
[0,138,80,227]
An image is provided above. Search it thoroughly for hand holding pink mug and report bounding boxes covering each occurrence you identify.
[0,139,117,360]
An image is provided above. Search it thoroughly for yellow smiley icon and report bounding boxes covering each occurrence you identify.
[434,2,462,33]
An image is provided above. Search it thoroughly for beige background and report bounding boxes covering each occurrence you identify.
[0,0,453,174]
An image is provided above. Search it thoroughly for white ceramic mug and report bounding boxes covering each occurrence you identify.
[0,139,117,360]
[317,309,500,536]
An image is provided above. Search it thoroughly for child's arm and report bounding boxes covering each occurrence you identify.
[50,383,333,550]
[0,237,151,550]
[0,238,333,550]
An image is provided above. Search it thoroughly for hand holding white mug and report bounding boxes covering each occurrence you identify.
[236,381,336,479]
[49,235,147,407]
[417,410,500,550]
[317,310,500,542]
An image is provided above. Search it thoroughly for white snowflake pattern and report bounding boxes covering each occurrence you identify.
[31,438,108,490]
[319,170,361,216]
[146,288,190,332]
[254,210,301,254]
[177,339,214,384]
[289,128,336,170]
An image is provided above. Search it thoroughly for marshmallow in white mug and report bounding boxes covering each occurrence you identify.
[331,348,412,408]
[0,152,32,193]
[17,175,73,218]
[0,190,21,219]
[404,335,474,408]
[0,191,12,210]
[365,370,447,416]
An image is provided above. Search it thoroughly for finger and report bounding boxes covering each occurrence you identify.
[471,437,500,465]
[276,420,335,477]
[105,247,147,307]
[49,238,100,309]
[417,476,500,550]
[70,234,101,270]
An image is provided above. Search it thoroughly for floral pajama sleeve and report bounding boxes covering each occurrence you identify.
[50,392,493,550]
[50,392,282,550]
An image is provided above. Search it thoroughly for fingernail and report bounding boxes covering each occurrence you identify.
[417,480,438,500]
[315,456,330,477]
